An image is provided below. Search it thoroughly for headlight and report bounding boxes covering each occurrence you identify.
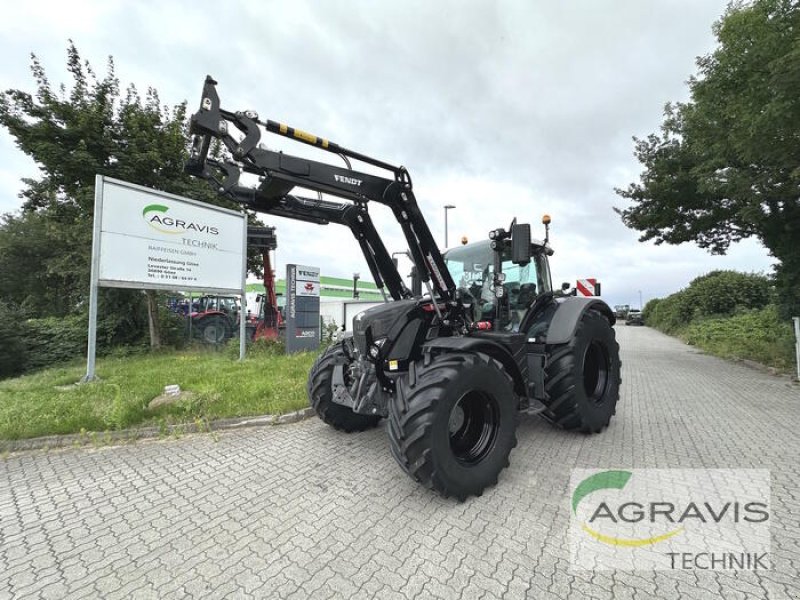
[368,337,387,360]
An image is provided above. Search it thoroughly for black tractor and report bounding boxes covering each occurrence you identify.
[186,76,621,500]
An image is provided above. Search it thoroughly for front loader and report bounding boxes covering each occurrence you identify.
[186,76,621,500]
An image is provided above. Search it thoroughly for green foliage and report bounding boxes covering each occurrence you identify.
[645,271,773,334]
[641,298,661,324]
[223,336,286,360]
[23,315,87,372]
[644,292,696,334]
[0,305,28,378]
[0,43,266,375]
[685,271,773,318]
[0,348,316,441]
[684,306,795,371]
[644,270,794,371]
[322,320,342,346]
[616,0,800,316]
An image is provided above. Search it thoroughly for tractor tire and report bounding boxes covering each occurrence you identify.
[541,310,621,433]
[200,317,231,345]
[388,352,518,501]
[307,343,381,433]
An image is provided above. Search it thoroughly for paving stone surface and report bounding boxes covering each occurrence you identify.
[1,326,799,599]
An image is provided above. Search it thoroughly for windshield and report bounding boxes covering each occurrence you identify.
[443,241,551,330]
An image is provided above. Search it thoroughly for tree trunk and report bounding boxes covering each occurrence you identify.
[145,290,161,349]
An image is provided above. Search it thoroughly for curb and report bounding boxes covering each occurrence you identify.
[0,407,317,454]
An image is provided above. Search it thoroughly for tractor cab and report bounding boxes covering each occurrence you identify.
[443,227,553,331]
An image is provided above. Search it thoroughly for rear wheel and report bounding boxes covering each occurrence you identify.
[389,352,518,501]
[541,310,621,432]
[199,316,231,345]
[307,343,381,432]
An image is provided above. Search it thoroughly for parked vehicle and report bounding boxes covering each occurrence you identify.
[614,304,630,320]
[186,77,622,499]
[191,295,240,344]
[625,310,644,326]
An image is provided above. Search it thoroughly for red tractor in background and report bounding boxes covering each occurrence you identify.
[190,295,241,345]
[246,226,283,341]
[183,226,281,345]
[189,296,240,345]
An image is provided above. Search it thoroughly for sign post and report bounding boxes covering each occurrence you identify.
[84,176,247,381]
[285,264,321,353]
[793,317,800,382]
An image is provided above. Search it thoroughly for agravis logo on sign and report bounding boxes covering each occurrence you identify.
[142,204,220,236]
[569,469,771,571]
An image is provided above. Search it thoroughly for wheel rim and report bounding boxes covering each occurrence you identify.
[448,390,500,465]
[204,323,223,344]
[583,340,610,404]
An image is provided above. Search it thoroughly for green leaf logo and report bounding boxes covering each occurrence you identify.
[573,470,683,547]
[142,204,169,217]
[572,470,632,514]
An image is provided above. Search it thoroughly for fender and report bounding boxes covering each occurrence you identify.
[538,297,615,345]
[422,335,527,397]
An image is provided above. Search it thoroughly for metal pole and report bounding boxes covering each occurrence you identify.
[444,207,448,248]
[444,205,455,248]
[444,204,455,248]
[83,175,104,383]
[240,215,248,361]
[793,317,800,382]
[639,290,643,309]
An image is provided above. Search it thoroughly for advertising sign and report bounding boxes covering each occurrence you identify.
[84,176,248,381]
[285,264,321,353]
[96,177,246,293]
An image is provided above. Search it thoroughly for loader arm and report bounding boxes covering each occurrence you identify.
[211,159,409,301]
[186,76,459,315]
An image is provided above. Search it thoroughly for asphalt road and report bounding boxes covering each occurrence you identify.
[1,325,799,599]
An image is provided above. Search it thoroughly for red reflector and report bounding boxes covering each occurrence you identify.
[421,303,446,313]
[475,321,492,330]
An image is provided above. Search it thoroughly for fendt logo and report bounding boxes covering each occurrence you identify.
[142,204,219,236]
[333,174,363,187]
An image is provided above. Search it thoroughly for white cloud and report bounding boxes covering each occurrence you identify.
[0,0,774,307]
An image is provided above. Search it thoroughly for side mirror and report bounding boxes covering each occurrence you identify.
[561,282,571,291]
[511,223,532,265]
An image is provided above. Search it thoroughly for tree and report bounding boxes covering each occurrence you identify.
[616,0,800,315]
[0,43,262,348]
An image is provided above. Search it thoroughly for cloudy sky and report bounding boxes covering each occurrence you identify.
[0,0,775,308]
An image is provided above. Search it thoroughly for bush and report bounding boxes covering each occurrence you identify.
[683,306,795,371]
[23,314,88,372]
[224,336,286,360]
[644,290,696,333]
[641,298,661,324]
[684,271,773,318]
[0,304,28,378]
[644,270,774,333]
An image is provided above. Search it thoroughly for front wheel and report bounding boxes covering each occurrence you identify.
[541,310,621,432]
[307,343,381,432]
[388,352,518,501]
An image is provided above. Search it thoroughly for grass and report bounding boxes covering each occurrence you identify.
[0,342,317,441]
[676,306,796,373]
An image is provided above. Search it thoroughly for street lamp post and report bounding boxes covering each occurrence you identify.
[638,290,643,309]
[444,204,456,248]
[353,272,360,299]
